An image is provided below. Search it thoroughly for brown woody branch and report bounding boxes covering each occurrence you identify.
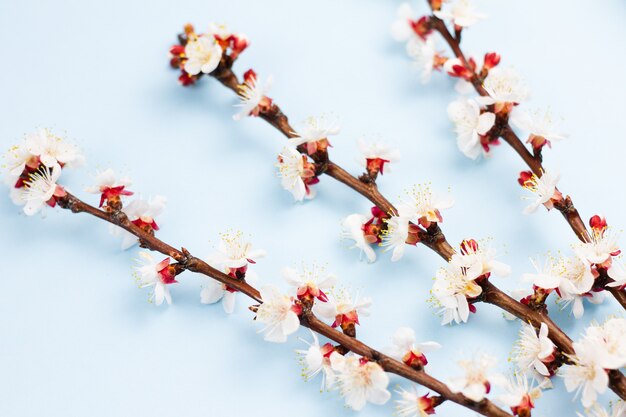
[55,191,512,417]
[187,42,626,400]
[426,9,626,312]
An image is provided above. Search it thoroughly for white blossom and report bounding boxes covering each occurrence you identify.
[358,137,401,171]
[112,195,167,250]
[450,239,511,281]
[398,183,454,225]
[341,213,376,263]
[30,128,83,169]
[560,290,604,320]
[206,230,266,269]
[448,353,505,402]
[447,98,495,159]
[288,115,340,150]
[577,402,626,417]
[184,35,222,75]
[578,318,626,370]
[509,107,568,146]
[394,386,437,417]
[575,228,621,266]
[256,285,300,343]
[391,3,417,42]
[512,322,555,376]
[385,327,441,364]
[477,67,529,106]
[607,260,626,289]
[520,170,561,214]
[432,265,481,325]
[134,252,175,306]
[330,354,391,410]
[85,168,133,206]
[4,128,83,185]
[207,22,230,40]
[381,215,411,262]
[560,346,609,408]
[313,289,372,326]
[522,255,563,290]
[282,264,337,301]
[233,73,273,120]
[497,374,550,412]
[16,165,65,216]
[296,331,337,390]
[444,57,475,94]
[406,37,438,83]
[557,255,596,318]
[434,0,486,28]
[276,146,315,201]
[200,277,237,314]
[85,169,131,193]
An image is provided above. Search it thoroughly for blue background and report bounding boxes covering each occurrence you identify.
[1,0,625,416]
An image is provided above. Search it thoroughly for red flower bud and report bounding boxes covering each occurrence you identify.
[483,52,501,70]
[589,215,607,231]
[410,16,433,40]
[460,239,479,255]
[243,69,257,84]
[517,170,533,187]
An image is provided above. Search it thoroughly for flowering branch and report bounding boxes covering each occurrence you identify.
[429,15,591,238]
[166,24,626,404]
[52,190,513,417]
[413,2,626,311]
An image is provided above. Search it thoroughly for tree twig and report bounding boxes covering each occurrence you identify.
[169,29,626,400]
[56,191,512,417]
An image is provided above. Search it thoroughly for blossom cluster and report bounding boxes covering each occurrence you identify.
[169,23,275,122]
[342,183,453,263]
[392,1,567,166]
[4,128,83,216]
[518,215,623,318]
[432,238,510,324]
[202,253,394,411]
[560,318,626,408]
[169,23,248,85]
[275,115,400,205]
